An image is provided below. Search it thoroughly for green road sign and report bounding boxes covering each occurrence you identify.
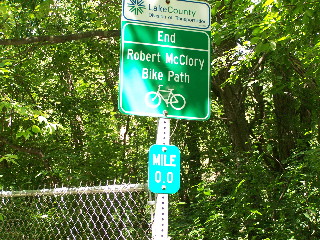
[119,23,210,120]
[148,145,180,194]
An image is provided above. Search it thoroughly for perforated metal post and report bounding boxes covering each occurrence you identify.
[156,118,170,146]
[152,117,170,240]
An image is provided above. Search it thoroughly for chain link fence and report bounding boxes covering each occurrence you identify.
[0,183,152,240]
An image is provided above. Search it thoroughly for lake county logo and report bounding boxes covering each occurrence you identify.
[127,0,146,15]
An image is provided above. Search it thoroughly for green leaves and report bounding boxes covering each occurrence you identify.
[1,99,61,142]
[0,1,319,238]
[255,41,277,53]
[0,154,19,165]
[249,7,283,53]
[31,125,41,134]
[34,0,54,18]
[263,0,275,7]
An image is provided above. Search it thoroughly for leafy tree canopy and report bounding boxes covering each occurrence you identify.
[0,0,319,238]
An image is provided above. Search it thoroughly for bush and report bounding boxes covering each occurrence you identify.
[170,148,320,239]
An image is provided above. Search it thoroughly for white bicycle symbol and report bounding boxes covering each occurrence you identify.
[145,85,186,110]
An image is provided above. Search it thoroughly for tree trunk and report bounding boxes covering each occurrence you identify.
[273,92,297,161]
[221,84,251,152]
[272,65,298,163]
[212,37,251,154]
[213,75,251,153]
[58,57,85,152]
[0,30,120,46]
[185,121,202,188]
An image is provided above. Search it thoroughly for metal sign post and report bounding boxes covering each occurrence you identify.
[119,1,211,238]
[152,117,170,239]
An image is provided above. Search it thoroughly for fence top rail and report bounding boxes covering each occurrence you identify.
[0,183,147,198]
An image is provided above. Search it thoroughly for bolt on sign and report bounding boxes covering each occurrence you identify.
[119,0,211,120]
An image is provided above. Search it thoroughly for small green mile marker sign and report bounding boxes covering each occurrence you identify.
[119,0,211,120]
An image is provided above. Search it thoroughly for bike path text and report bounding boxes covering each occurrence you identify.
[123,27,208,85]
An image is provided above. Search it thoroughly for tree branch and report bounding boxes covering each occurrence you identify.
[0,30,120,46]
[0,136,44,158]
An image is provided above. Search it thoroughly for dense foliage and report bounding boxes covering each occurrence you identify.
[0,0,319,239]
